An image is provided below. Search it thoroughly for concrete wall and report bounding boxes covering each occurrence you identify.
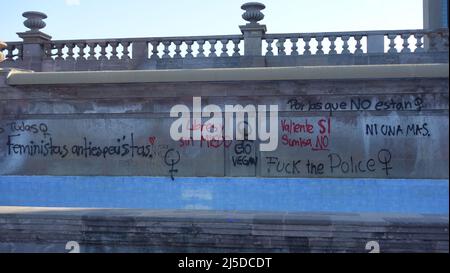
[1,65,448,179]
[1,207,448,253]
[0,64,448,213]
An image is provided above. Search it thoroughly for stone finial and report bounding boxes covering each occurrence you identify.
[0,41,7,63]
[239,2,267,56]
[241,2,266,25]
[22,11,48,32]
[17,11,52,42]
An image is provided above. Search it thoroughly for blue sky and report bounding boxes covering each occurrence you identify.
[2,0,423,41]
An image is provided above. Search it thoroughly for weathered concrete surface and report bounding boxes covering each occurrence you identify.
[0,65,448,179]
[5,64,449,84]
[0,206,447,253]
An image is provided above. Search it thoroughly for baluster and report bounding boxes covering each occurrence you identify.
[433,31,447,51]
[55,44,64,60]
[185,40,194,58]
[290,38,298,56]
[150,41,160,59]
[121,41,130,60]
[87,43,97,60]
[208,39,217,57]
[162,41,171,59]
[42,43,53,60]
[220,39,229,57]
[6,45,15,61]
[232,39,241,56]
[197,40,205,57]
[329,36,337,54]
[427,33,438,52]
[77,43,86,60]
[354,35,363,54]
[341,36,350,54]
[265,38,274,56]
[66,43,75,60]
[276,38,286,56]
[98,42,108,60]
[413,33,424,53]
[173,41,182,58]
[316,36,324,55]
[2,47,8,61]
[303,36,311,55]
[109,42,119,60]
[12,45,19,60]
[400,34,411,53]
[387,34,398,54]
[15,44,23,60]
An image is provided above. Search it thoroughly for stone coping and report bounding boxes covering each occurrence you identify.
[5,64,449,85]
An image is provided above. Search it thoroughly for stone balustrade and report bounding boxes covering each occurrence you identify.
[263,29,449,56]
[0,3,448,71]
[41,35,244,61]
[0,42,23,62]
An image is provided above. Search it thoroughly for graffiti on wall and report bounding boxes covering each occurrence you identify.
[0,94,448,180]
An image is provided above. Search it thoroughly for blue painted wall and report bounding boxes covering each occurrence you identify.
[442,0,449,28]
[0,176,448,214]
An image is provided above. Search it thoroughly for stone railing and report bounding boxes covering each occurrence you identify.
[42,35,244,61]
[1,3,448,71]
[263,29,449,56]
[0,42,23,62]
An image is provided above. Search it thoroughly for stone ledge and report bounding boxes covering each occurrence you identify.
[5,64,449,85]
[0,207,448,253]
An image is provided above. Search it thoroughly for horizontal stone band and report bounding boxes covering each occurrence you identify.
[6,64,449,85]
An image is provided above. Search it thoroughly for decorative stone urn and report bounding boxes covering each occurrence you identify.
[22,11,48,32]
[241,2,266,25]
[0,41,6,63]
[17,11,52,43]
